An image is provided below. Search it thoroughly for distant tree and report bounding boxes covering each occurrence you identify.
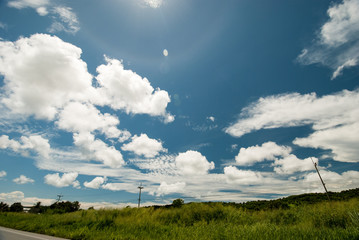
[10,202,23,212]
[0,202,9,212]
[172,198,184,208]
[50,201,80,213]
[29,202,46,214]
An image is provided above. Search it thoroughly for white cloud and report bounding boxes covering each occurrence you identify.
[57,102,120,136]
[122,134,167,158]
[13,175,35,184]
[0,135,21,151]
[20,135,51,159]
[175,150,215,175]
[0,191,24,203]
[143,0,164,8]
[225,89,359,162]
[96,57,174,122]
[273,156,318,175]
[44,172,79,188]
[84,177,107,189]
[235,141,291,166]
[0,171,6,178]
[297,0,359,79]
[155,182,186,196]
[224,166,263,185]
[0,34,94,120]
[49,7,80,34]
[0,135,50,158]
[8,1,80,33]
[8,0,49,15]
[207,116,215,122]
[293,123,359,162]
[73,132,124,168]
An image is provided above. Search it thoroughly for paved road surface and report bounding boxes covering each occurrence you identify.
[0,226,69,240]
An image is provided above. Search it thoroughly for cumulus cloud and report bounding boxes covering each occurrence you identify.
[0,171,6,178]
[44,172,80,188]
[273,156,318,175]
[122,134,167,158]
[13,175,35,184]
[74,132,124,168]
[175,150,215,175]
[155,182,186,196]
[235,141,291,166]
[96,57,174,122]
[0,34,94,120]
[297,0,359,79]
[0,135,50,158]
[84,177,107,189]
[224,166,263,185]
[57,102,120,136]
[225,89,359,162]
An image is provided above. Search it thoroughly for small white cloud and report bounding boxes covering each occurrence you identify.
[74,132,124,168]
[0,171,6,178]
[8,0,49,11]
[155,182,186,196]
[163,49,168,57]
[0,22,7,29]
[0,191,24,203]
[175,150,214,175]
[143,0,163,8]
[13,175,35,184]
[36,6,48,16]
[44,172,79,188]
[122,134,167,158]
[49,7,80,34]
[273,156,318,175]
[207,116,215,122]
[235,141,291,166]
[224,166,263,185]
[331,58,357,79]
[0,135,50,159]
[84,177,107,189]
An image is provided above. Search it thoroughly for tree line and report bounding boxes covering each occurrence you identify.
[0,201,80,214]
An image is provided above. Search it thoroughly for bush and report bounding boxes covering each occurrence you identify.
[10,202,23,212]
[172,199,184,208]
[0,202,9,212]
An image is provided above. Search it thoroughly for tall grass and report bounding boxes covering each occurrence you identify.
[0,199,358,239]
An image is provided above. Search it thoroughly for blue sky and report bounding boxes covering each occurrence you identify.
[0,0,358,208]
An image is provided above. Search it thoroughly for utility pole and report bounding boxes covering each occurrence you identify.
[311,158,330,201]
[56,194,63,203]
[138,184,144,208]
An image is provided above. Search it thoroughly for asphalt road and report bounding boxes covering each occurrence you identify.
[0,226,69,240]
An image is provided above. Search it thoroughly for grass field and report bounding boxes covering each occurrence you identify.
[0,199,358,239]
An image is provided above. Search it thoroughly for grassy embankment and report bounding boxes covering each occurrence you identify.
[0,198,359,240]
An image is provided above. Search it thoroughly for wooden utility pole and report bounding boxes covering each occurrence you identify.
[138,184,144,208]
[311,158,330,201]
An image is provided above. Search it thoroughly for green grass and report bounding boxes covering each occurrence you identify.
[0,199,359,239]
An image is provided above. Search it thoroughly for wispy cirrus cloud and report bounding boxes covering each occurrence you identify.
[297,0,359,79]
[7,0,79,33]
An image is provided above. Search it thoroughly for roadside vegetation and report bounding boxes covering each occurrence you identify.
[0,189,358,240]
